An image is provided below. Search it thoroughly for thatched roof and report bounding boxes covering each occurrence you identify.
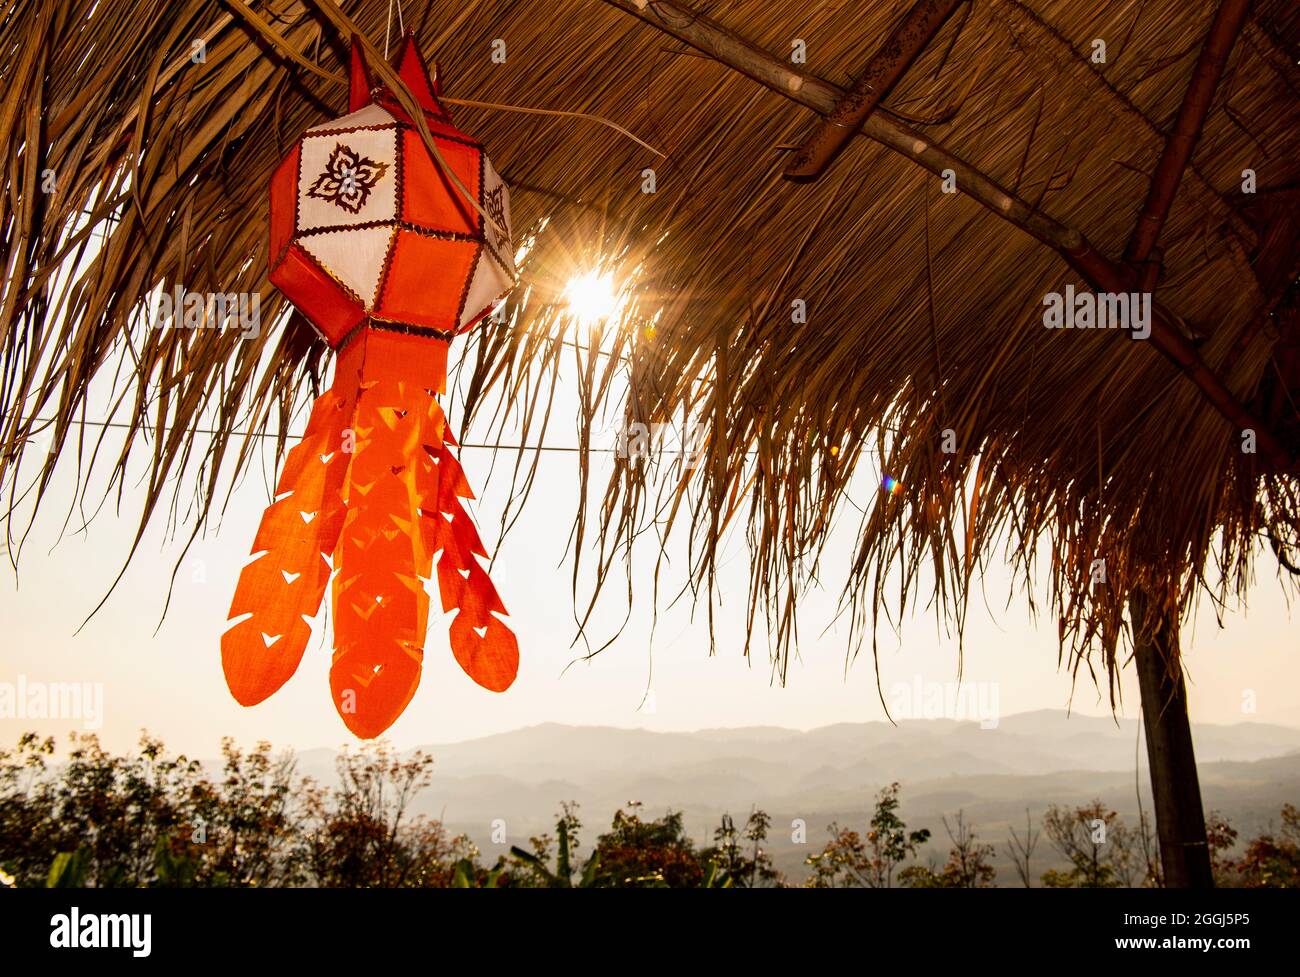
[2,0,1298,688]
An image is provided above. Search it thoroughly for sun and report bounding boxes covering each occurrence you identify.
[564,270,618,323]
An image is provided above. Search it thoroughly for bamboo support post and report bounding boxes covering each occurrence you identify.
[1129,588,1215,889]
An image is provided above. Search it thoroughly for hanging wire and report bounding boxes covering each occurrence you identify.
[19,416,619,451]
[383,0,406,58]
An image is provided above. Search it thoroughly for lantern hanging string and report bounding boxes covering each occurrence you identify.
[383,0,405,58]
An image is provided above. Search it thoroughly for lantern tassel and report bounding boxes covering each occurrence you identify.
[221,386,354,706]
[223,328,518,738]
[419,411,520,693]
[327,367,431,739]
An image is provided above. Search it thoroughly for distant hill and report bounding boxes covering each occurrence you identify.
[289,710,1300,883]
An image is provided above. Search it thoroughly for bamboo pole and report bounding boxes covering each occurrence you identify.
[600,0,1295,472]
[1129,588,1215,888]
[1124,0,1252,274]
[783,0,966,182]
[990,0,1254,254]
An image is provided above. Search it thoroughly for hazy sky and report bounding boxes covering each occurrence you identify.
[2,341,1298,758]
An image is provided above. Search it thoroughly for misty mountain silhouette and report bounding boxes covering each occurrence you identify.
[289,710,1300,881]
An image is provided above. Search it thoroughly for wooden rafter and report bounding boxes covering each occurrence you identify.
[783,0,966,182]
[1124,0,1252,278]
[601,0,1295,471]
[992,0,1254,259]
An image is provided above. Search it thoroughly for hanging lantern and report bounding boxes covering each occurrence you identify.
[221,34,518,738]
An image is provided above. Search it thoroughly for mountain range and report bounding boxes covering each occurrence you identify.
[291,709,1300,882]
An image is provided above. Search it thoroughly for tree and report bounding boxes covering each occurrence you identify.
[0,732,204,886]
[1205,810,1238,885]
[804,824,870,888]
[0,734,61,886]
[510,803,596,887]
[0,732,314,887]
[805,783,930,888]
[900,812,996,888]
[184,737,303,886]
[865,782,932,888]
[699,810,782,887]
[587,802,704,888]
[1040,802,1152,888]
[299,743,475,887]
[1004,809,1040,887]
[1233,804,1300,888]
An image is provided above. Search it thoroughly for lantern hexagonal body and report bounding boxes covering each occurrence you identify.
[268,39,515,348]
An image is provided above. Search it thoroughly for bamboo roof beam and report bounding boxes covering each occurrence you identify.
[602,0,1295,471]
[991,0,1254,271]
[783,0,966,183]
[1123,0,1253,277]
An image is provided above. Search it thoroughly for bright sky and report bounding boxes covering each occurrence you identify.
[2,328,1298,758]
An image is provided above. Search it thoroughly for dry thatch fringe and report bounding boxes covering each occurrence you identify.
[2,1,330,587]
[460,0,1300,689]
[0,0,1297,692]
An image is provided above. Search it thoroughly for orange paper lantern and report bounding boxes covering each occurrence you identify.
[222,34,519,738]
